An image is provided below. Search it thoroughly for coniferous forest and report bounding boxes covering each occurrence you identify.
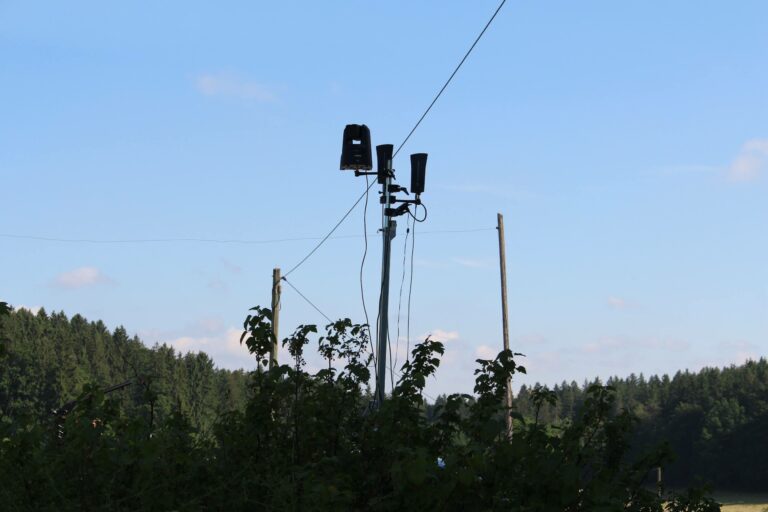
[0,307,250,433]
[0,302,764,509]
[510,362,768,490]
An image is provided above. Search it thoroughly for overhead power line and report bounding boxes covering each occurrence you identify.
[280,0,508,281]
[0,227,493,246]
[393,0,508,158]
[281,276,333,324]
[283,179,378,278]
[274,276,437,403]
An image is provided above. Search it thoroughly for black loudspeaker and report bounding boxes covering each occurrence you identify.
[376,144,394,184]
[340,124,373,170]
[410,153,427,195]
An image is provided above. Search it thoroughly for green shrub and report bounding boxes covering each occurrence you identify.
[0,305,719,511]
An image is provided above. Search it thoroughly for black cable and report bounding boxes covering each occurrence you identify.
[406,217,416,363]
[374,204,385,361]
[407,203,428,223]
[360,176,371,333]
[283,179,377,278]
[359,175,378,375]
[393,216,412,373]
[0,226,493,245]
[393,0,508,158]
[0,233,355,245]
[281,276,333,323]
[388,327,395,390]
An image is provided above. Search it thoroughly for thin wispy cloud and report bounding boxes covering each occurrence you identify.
[515,334,547,346]
[221,258,242,274]
[438,183,540,201]
[453,257,490,269]
[207,278,228,292]
[607,296,629,310]
[415,258,490,269]
[657,164,720,175]
[582,336,690,354]
[52,267,113,289]
[728,138,768,182]
[196,73,277,102]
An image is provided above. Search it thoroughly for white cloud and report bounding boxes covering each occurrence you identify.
[166,327,257,370]
[197,317,225,334]
[413,258,451,269]
[475,344,497,360]
[718,340,759,365]
[52,267,113,289]
[15,305,42,315]
[728,138,768,182]
[607,296,629,310]
[583,338,621,354]
[427,329,460,342]
[519,350,561,378]
[196,74,276,102]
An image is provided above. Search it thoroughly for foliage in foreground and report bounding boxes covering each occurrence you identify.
[0,302,720,511]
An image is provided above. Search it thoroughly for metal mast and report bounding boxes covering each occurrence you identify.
[375,158,396,407]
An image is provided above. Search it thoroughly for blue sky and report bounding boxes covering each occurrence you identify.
[2,1,766,397]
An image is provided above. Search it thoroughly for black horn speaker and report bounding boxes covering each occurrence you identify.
[410,153,427,195]
[340,124,373,171]
[376,144,394,184]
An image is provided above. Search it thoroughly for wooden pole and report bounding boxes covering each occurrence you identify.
[271,267,281,369]
[497,213,513,437]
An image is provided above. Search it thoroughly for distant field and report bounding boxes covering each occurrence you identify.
[718,492,768,511]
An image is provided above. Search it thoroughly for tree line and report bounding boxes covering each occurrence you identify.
[509,359,768,490]
[0,302,720,510]
[2,305,766,494]
[0,306,249,433]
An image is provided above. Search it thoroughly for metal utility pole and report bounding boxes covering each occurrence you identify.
[657,466,663,497]
[339,125,427,409]
[271,267,281,369]
[497,213,513,437]
[375,160,396,407]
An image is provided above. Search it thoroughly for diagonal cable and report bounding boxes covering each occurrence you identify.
[393,0,508,158]
[283,179,377,278]
[281,276,333,323]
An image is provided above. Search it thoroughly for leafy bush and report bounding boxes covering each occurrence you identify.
[0,305,719,510]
